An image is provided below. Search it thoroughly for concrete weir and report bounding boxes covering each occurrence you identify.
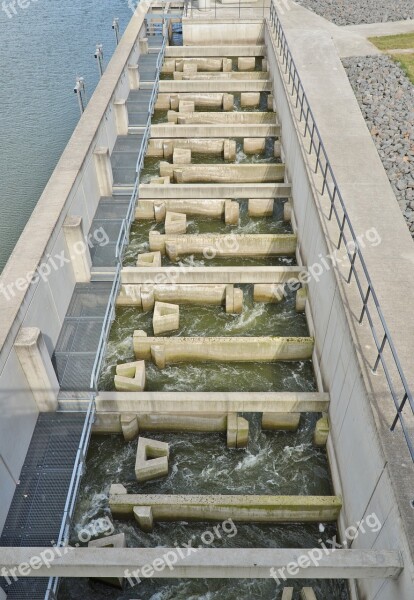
[1,2,414,599]
[133,333,314,366]
[109,485,342,522]
[149,232,297,258]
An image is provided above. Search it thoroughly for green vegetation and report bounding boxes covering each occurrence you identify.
[392,53,414,84]
[369,32,414,84]
[368,32,414,51]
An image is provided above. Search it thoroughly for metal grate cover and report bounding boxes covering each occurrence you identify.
[0,413,86,599]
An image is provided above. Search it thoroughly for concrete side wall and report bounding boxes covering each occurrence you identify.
[265,21,414,600]
[0,2,150,535]
[183,18,265,45]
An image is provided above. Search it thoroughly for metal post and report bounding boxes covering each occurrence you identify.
[95,44,104,77]
[74,76,86,115]
[112,18,120,45]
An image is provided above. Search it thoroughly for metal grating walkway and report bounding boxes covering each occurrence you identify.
[52,282,113,390]
[0,412,87,599]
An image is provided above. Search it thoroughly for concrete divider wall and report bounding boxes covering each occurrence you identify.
[265,17,414,600]
[182,18,265,46]
[0,2,151,535]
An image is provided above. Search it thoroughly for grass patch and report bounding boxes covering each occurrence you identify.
[369,32,414,50]
[392,53,414,84]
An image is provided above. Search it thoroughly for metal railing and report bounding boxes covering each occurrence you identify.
[89,31,168,392]
[45,398,96,600]
[44,22,170,600]
[89,263,121,391]
[269,0,414,462]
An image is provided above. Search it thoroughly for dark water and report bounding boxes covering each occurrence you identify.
[58,419,348,600]
[57,20,349,599]
[0,0,134,272]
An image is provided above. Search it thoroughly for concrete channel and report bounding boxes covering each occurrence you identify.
[0,1,413,600]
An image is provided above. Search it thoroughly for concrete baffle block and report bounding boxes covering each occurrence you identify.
[88,532,126,588]
[222,58,233,72]
[238,57,255,71]
[63,216,92,283]
[153,301,179,335]
[284,201,292,221]
[121,414,139,441]
[262,413,301,431]
[133,506,154,532]
[93,146,113,197]
[222,93,234,111]
[267,94,274,111]
[173,148,191,164]
[117,284,142,307]
[241,92,260,108]
[14,327,59,412]
[262,58,268,72]
[227,413,249,448]
[113,99,129,135]
[154,202,167,223]
[223,139,236,161]
[137,251,162,268]
[114,360,145,392]
[224,200,240,225]
[274,140,282,158]
[178,100,195,113]
[141,287,155,311]
[301,589,318,600]
[136,199,155,220]
[139,37,148,54]
[225,284,243,314]
[253,284,286,303]
[165,211,187,234]
[183,62,197,75]
[244,138,266,155]
[314,416,329,447]
[135,436,170,482]
[150,176,171,185]
[169,94,179,110]
[248,198,274,217]
[282,589,294,600]
[162,58,176,74]
[296,287,307,312]
[128,64,139,90]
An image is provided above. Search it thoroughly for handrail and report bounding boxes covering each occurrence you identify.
[89,263,121,391]
[269,0,414,461]
[45,397,96,599]
[89,29,168,393]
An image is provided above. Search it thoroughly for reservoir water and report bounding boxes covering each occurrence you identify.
[0,0,134,272]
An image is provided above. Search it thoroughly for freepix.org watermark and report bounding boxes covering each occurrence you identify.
[124,518,238,588]
[1,0,39,19]
[270,513,382,586]
[0,517,115,585]
[0,226,109,302]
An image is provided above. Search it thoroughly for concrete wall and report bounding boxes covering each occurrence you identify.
[0,1,151,535]
[183,18,265,45]
[265,19,414,600]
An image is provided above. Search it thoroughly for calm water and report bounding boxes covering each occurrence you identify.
[0,0,135,272]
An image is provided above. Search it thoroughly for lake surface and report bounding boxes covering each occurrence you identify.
[0,0,135,272]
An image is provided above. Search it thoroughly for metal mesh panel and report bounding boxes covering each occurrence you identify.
[0,413,86,599]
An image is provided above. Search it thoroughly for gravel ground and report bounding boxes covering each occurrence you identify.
[296,0,414,26]
[343,55,414,234]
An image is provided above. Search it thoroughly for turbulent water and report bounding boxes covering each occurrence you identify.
[0,0,134,272]
[59,418,348,599]
[59,25,349,600]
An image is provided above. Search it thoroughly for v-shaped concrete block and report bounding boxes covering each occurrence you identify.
[135,436,170,482]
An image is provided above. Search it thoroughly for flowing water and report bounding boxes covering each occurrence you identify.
[59,23,349,600]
